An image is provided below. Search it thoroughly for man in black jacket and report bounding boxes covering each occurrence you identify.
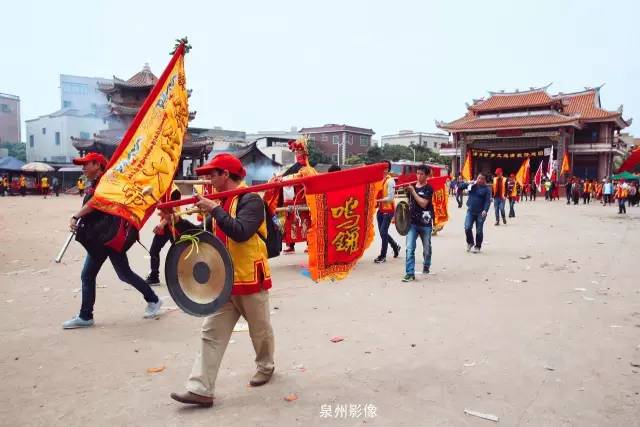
[458,174,492,253]
[63,152,162,329]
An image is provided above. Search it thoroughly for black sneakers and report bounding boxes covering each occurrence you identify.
[145,274,160,286]
[374,256,386,264]
[392,245,401,258]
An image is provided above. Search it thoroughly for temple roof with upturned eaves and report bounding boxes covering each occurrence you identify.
[437,85,631,132]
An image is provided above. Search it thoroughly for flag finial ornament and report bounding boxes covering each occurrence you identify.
[171,37,192,54]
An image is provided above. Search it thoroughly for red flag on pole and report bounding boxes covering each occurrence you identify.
[534,160,544,192]
[618,146,640,172]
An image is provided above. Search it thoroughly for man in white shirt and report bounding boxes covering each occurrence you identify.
[603,179,613,206]
[374,161,401,263]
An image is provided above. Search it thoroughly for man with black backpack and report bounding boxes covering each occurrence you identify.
[169,153,276,408]
[63,152,163,329]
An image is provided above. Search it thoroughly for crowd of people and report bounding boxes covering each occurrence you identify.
[564,177,639,214]
[0,173,85,197]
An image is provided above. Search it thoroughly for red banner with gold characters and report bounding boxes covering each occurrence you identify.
[304,164,385,282]
[89,43,189,229]
[429,176,449,228]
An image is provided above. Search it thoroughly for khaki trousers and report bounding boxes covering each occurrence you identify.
[186,290,274,397]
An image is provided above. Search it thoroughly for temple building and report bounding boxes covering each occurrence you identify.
[437,85,632,180]
[72,64,214,177]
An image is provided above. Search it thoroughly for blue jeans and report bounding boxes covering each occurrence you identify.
[376,211,399,258]
[494,198,506,222]
[80,250,159,320]
[405,223,432,275]
[464,211,486,248]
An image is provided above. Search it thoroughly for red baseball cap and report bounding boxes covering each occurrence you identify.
[495,168,503,175]
[73,152,108,168]
[196,153,246,178]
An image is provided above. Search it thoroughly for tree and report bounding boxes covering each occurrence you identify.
[0,142,26,161]
[359,144,451,169]
[307,140,331,166]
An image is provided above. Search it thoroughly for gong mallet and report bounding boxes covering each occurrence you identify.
[55,219,81,263]
[146,186,209,231]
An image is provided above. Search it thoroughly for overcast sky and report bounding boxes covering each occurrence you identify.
[2,0,638,139]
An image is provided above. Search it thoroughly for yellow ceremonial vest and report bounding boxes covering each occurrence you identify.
[378,175,395,214]
[217,189,272,294]
[492,177,507,199]
[41,178,49,188]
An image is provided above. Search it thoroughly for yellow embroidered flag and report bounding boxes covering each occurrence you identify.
[90,43,189,229]
[461,151,472,181]
[513,158,530,196]
[561,151,570,175]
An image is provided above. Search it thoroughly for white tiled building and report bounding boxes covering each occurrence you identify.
[380,130,450,152]
[26,110,105,163]
[25,74,111,163]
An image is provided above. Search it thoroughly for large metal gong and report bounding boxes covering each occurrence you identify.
[165,230,234,317]
[394,201,410,236]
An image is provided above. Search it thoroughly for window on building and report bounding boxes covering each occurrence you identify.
[332,135,340,144]
[79,131,91,139]
[62,82,89,95]
[348,135,353,145]
[0,104,10,113]
[42,128,46,135]
[29,135,34,147]
[55,132,61,146]
[322,135,328,142]
[360,135,368,146]
[272,154,276,161]
[63,100,72,108]
[332,154,339,163]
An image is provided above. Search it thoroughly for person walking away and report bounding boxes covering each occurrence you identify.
[523,182,530,201]
[492,168,507,225]
[41,175,50,199]
[565,179,572,205]
[374,161,401,264]
[615,180,629,214]
[77,177,85,197]
[51,176,60,197]
[458,174,492,253]
[169,153,275,408]
[582,179,590,204]
[530,180,537,201]
[603,179,613,205]
[544,179,552,201]
[455,174,465,208]
[63,152,162,329]
[19,174,27,196]
[506,173,517,218]
[627,182,636,207]
[571,178,581,205]
[402,165,434,282]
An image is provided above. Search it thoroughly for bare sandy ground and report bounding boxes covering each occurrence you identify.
[0,194,639,427]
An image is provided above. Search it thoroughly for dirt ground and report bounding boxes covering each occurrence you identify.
[0,194,639,427]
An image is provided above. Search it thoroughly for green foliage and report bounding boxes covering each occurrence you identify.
[0,142,26,161]
[307,140,331,166]
[345,155,364,165]
[361,144,450,167]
